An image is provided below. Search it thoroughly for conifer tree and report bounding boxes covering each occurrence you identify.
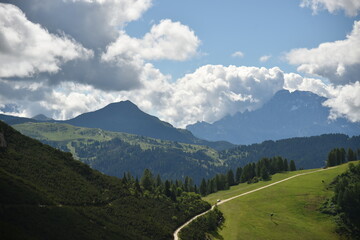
[200,178,207,196]
[289,160,296,171]
[283,158,289,171]
[227,169,235,186]
[348,148,355,162]
[141,169,154,192]
[260,165,270,180]
[235,167,242,184]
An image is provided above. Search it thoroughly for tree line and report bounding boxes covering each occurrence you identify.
[199,156,296,196]
[326,148,359,167]
[127,155,297,200]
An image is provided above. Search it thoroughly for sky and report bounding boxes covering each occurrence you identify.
[0,0,359,128]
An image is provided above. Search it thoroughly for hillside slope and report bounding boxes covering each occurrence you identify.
[13,122,225,183]
[221,134,360,169]
[0,121,209,240]
[203,163,355,239]
[63,101,232,149]
[0,102,233,150]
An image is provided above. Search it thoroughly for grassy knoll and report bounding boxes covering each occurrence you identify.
[204,163,356,240]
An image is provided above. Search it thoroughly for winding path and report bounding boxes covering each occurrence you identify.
[173,167,335,240]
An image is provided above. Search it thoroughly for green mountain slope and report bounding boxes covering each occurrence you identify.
[13,122,225,183]
[12,123,360,184]
[203,163,357,240]
[0,121,209,240]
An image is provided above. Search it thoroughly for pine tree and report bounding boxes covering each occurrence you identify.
[327,150,337,167]
[227,170,235,186]
[155,174,162,188]
[340,148,346,164]
[235,167,242,184]
[164,180,171,198]
[140,168,154,192]
[283,158,289,171]
[347,148,355,162]
[134,178,142,196]
[200,178,207,196]
[289,160,296,171]
[260,165,270,181]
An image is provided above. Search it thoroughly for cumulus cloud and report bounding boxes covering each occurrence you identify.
[0,1,202,92]
[286,20,360,85]
[259,55,271,62]
[1,0,152,49]
[76,65,285,128]
[300,0,360,16]
[284,73,335,98]
[284,73,360,123]
[0,3,93,78]
[153,65,285,127]
[102,19,200,62]
[324,81,360,122]
[232,51,244,58]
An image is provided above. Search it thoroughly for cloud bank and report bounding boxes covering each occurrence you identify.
[0,4,93,78]
[286,21,360,85]
[284,73,360,122]
[0,0,359,129]
[300,0,360,16]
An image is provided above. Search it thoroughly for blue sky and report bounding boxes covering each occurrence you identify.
[0,0,359,127]
[126,0,357,79]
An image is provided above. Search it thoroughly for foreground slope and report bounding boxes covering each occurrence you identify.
[0,121,208,240]
[203,163,355,240]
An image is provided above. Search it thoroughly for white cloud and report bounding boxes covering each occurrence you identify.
[232,51,244,58]
[259,55,271,62]
[284,73,335,98]
[286,20,360,85]
[7,0,153,49]
[68,0,152,26]
[102,19,200,62]
[284,73,360,123]
[300,0,360,16]
[0,3,93,78]
[155,65,285,127]
[324,82,360,122]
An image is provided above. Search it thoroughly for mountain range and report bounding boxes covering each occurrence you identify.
[0,101,233,151]
[187,90,360,144]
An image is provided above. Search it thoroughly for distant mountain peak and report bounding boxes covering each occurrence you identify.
[31,114,53,121]
[187,89,360,144]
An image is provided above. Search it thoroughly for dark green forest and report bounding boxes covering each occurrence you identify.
[74,138,224,183]
[0,121,210,240]
[321,162,360,239]
[221,134,360,170]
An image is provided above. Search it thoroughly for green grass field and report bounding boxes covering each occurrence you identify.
[203,162,357,240]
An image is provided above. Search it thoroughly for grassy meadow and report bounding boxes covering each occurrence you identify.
[203,162,356,240]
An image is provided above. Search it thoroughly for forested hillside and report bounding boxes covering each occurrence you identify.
[221,134,360,169]
[0,121,210,240]
[12,123,360,184]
